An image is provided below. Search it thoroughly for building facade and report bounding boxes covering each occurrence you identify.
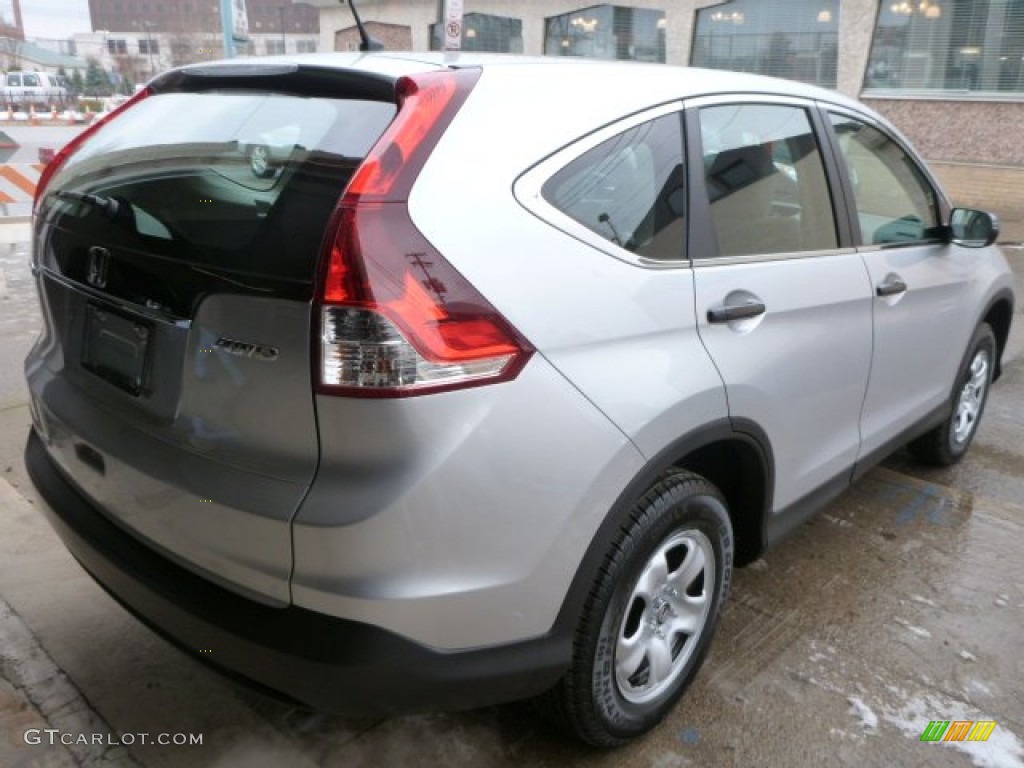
[74,1,321,86]
[88,0,318,37]
[307,0,1024,238]
[0,0,23,40]
[72,28,321,86]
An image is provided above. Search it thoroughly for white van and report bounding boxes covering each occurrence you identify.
[2,71,68,108]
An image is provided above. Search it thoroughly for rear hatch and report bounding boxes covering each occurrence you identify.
[26,64,398,604]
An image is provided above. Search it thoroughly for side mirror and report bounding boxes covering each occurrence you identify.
[949,208,999,248]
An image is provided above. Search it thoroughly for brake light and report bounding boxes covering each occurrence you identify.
[34,87,152,214]
[317,69,533,397]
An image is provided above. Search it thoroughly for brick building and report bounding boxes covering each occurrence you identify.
[0,0,23,40]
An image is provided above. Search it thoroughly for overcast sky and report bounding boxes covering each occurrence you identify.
[20,0,92,41]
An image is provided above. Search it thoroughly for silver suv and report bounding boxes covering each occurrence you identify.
[25,54,1015,746]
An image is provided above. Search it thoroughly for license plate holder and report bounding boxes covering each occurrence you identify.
[82,302,152,397]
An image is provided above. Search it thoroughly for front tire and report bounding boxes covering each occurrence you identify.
[910,323,996,466]
[543,470,733,746]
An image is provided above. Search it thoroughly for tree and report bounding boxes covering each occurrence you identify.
[84,58,113,97]
[70,69,84,97]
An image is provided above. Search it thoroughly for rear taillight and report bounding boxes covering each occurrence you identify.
[317,68,533,398]
[34,88,152,214]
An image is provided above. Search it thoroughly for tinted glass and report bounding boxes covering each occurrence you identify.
[430,12,524,52]
[865,0,1024,95]
[542,113,686,261]
[544,6,666,63]
[691,0,839,88]
[828,114,940,245]
[698,104,837,258]
[39,91,396,291]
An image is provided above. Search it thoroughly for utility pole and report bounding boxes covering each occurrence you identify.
[279,6,286,54]
[219,0,235,58]
[144,21,155,76]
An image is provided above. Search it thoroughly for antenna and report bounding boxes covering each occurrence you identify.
[344,0,384,52]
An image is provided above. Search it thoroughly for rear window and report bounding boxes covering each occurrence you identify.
[41,90,396,283]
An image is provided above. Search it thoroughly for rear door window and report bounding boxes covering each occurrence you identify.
[40,90,396,293]
[542,113,686,261]
[697,103,838,258]
[7,74,20,87]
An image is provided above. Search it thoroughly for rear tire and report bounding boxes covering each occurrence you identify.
[909,323,996,466]
[540,470,733,747]
[249,144,275,178]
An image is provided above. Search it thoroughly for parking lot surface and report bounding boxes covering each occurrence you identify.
[1,220,1022,767]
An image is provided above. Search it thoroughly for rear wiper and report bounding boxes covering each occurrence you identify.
[56,191,135,226]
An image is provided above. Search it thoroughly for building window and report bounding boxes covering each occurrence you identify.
[545,5,666,62]
[266,39,286,55]
[691,0,838,88]
[296,40,317,53]
[107,39,128,55]
[864,0,1024,94]
[429,12,523,52]
[139,38,159,55]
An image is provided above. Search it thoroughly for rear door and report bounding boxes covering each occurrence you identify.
[689,98,874,519]
[27,67,397,602]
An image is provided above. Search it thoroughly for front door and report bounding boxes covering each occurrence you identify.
[825,112,977,460]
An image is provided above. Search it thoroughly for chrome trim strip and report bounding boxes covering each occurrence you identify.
[691,247,858,268]
[683,92,820,109]
[40,267,192,329]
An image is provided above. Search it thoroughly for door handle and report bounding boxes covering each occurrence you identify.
[707,301,766,324]
[875,275,908,297]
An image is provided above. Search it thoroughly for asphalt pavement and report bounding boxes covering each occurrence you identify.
[0,217,1022,767]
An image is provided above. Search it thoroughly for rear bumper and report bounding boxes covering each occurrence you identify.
[25,429,569,714]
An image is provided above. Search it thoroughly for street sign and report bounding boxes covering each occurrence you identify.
[231,0,251,43]
[444,0,464,51]
[219,0,251,57]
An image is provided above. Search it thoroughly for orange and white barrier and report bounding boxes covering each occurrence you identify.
[0,163,46,206]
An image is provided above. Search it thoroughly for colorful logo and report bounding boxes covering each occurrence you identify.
[921,720,997,742]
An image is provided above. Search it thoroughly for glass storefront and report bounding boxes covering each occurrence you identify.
[865,0,1024,94]
[691,0,839,88]
[544,5,667,63]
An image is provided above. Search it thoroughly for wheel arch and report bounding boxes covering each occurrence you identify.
[980,288,1014,381]
[552,419,774,638]
[672,419,773,566]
